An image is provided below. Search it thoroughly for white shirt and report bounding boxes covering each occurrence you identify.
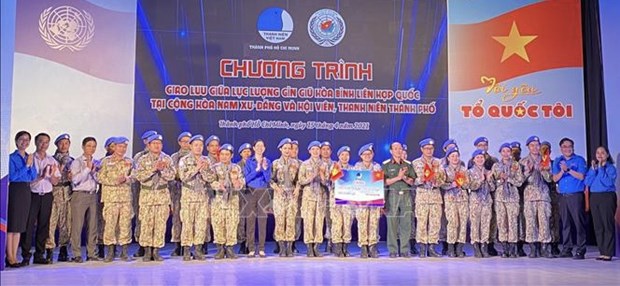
[31,152,60,194]
[71,155,99,192]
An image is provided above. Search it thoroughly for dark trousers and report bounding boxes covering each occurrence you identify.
[20,192,53,259]
[590,192,617,257]
[237,189,248,243]
[245,187,269,251]
[559,192,587,254]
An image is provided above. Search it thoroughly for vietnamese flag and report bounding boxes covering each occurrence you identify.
[423,164,434,182]
[541,148,551,169]
[330,164,344,181]
[448,0,583,91]
[455,171,466,187]
[372,170,384,182]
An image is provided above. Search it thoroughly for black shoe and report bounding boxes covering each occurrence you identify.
[152,248,164,261]
[510,243,519,258]
[447,243,456,258]
[195,244,206,260]
[120,245,131,261]
[71,256,83,263]
[559,249,573,258]
[409,239,419,255]
[285,241,294,257]
[369,244,379,258]
[456,243,465,258]
[273,242,281,254]
[142,247,152,262]
[541,243,555,259]
[134,246,145,258]
[441,241,448,255]
[225,245,237,259]
[172,242,182,257]
[501,243,510,258]
[428,244,441,257]
[214,244,225,260]
[97,244,105,259]
[313,243,323,257]
[487,242,498,256]
[473,243,482,258]
[182,246,191,261]
[104,245,115,263]
[481,243,490,258]
[551,243,561,256]
[419,244,427,258]
[292,241,299,253]
[45,249,54,264]
[517,241,527,257]
[238,241,247,255]
[528,243,537,258]
[58,246,69,262]
[360,245,369,258]
[278,241,286,257]
[342,243,350,257]
[306,244,315,257]
[573,252,585,260]
[33,256,49,265]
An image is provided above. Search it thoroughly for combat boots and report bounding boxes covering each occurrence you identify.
[473,243,482,258]
[481,243,490,258]
[58,246,69,262]
[428,244,441,257]
[142,247,152,262]
[120,245,131,261]
[152,248,164,261]
[214,244,225,259]
[195,244,206,260]
[447,243,456,258]
[456,243,465,258]
[369,244,379,258]
[360,245,369,258]
[419,244,427,258]
[104,245,114,263]
[285,241,294,257]
[313,243,323,257]
[225,246,237,259]
[183,246,191,261]
[172,242,182,257]
[306,244,315,257]
[278,241,286,257]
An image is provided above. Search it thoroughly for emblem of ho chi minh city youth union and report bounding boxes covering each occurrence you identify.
[39,6,95,52]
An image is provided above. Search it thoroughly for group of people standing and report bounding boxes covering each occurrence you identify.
[5,130,617,268]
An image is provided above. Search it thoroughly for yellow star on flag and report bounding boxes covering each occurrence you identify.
[492,21,538,63]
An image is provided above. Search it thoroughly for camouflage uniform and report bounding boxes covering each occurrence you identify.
[469,154,499,243]
[169,149,190,244]
[132,152,175,248]
[322,158,334,243]
[442,164,469,244]
[468,165,495,243]
[355,162,383,247]
[46,152,73,250]
[412,157,446,244]
[204,154,218,244]
[519,154,553,243]
[178,154,213,246]
[270,157,300,242]
[209,162,244,246]
[330,163,353,245]
[491,160,524,243]
[98,155,134,246]
[131,148,149,244]
[298,158,329,244]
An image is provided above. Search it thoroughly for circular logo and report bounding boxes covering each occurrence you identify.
[307,9,346,48]
[257,7,293,44]
[39,6,95,52]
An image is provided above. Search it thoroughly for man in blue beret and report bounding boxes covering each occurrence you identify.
[289,140,303,254]
[319,141,335,253]
[202,135,221,252]
[355,143,384,258]
[131,130,158,257]
[169,131,192,256]
[330,145,354,257]
[96,137,118,259]
[509,141,528,257]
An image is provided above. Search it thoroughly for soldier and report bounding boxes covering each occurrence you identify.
[356,144,384,258]
[132,134,175,262]
[177,135,212,261]
[511,141,527,257]
[299,141,329,257]
[290,140,303,254]
[237,143,252,255]
[441,147,469,258]
[97,137,115,259]
[330,146,353,257]
[270,138,300,257]
[439,139,457,255]
[243,140,271,258]
[169,131,192,256]
[97,137,134,262]
[209,144,245,259]
[45,134,74,263]
[383,142,415,258]
[520,136,554,258]
[70,137,101,263]
[411,138,445,258]
[203,135,221,251]
[131,130,158,257]
[491,143,525,258]
[468,137,499,256]
[319,141,334,253]
[468,150,495,258]
[541,141,561,255]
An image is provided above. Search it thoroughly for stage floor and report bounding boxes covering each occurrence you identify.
[1,243,618,285]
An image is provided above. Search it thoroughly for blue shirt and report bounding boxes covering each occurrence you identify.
[584,164,617,193]
[552,154,587,193]
[9,150,37,182]
[243,157,272,189]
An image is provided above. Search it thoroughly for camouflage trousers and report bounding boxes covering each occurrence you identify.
[211,195,239,246]
[97,193,104,245]
[445,201,468,244]
[524,201,552,243]
[415,203,442,244]
[489,192,498,243]
[170,185,182,243]
[330,204,353,244]
[180,201,209,246]
[46,186,71,249]
[439,190,447,242]
[518,199,526,241]
[356,207,381,246]
[139,204,169,248]
[103,201,133,245]
[132,184,141,243]
[469,200,492,243]
[495,201,519,243]
[409,192,416,239]
[301,198,326,244]
[295,192,303,240]
[324,197,332,240]
[273,192,299,242]
[549,191,561,243]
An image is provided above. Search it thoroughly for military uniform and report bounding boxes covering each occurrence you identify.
[97,149,134,261]
[132,141,175,261]
[170,147,190,254]
[320,142,334,252]
[46,148,73,260]
[270,141,300,256]
[131,147,149,247]
[491,144,525,258]
[178,143,212,260]
[412,152,445,257]
[299,143,329,257]
[442,153,469,259]
[356,160,383,257]
[468,156,495,258]
[209,156,245,259]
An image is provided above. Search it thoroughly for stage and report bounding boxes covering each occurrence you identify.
[1,243,617,285]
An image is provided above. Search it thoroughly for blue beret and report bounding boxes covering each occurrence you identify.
[113,136,129,145]
[291,140,299,146]
[499,143,512,152]
[445,146,460,157]
[526,136,540,146]
[141,130,158,140]
[472,149,486,158]
[206,135,220,145]
[419,138,435,148]
[402,144,408,151]
[510,141,521,149]
[189,135,204,144]
[307,140,321,151]
[219,143,234,153]
[147,134,163,144]
[337,146,351,156]
[104,137,116,148]
[278,138,292,149]
[358,143,374,156]
[442,139,457,151]
[320,141,331,148]
[238,143,252,154]
[473,136,488,146]
[541,141,551,147]
[177,131,192,142]
[54,133,70,145]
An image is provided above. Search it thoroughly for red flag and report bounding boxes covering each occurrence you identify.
[423,164,434,182]
[372,170,384,182]
[455,171,466,187]
[330,164,343,181]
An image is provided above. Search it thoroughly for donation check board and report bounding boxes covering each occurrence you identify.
[334,170,385,207]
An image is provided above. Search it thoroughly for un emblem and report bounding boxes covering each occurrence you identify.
[307,9,346,48]
[39,6,95,52]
